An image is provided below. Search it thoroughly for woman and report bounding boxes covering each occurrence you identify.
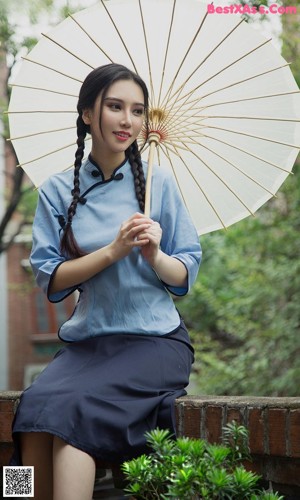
[10,63,201,500]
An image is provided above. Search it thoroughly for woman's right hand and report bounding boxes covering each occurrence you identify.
[50,213,152,295]
[109,212,152,262]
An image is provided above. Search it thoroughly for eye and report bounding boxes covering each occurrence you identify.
[133,108,145,116]
[108,103,121,111]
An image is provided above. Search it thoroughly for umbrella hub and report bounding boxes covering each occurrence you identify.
[149,108,166,123]
[148,131,161,145]
[145,107,169,145]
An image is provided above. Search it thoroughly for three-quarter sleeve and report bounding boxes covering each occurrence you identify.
[159,168,202,296]
[30,181,77,302]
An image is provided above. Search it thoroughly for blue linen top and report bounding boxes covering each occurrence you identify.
[30,156,201,342]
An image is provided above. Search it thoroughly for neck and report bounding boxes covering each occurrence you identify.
[90,148,126,180]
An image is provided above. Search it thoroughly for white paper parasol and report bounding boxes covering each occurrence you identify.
[7,0,300,234]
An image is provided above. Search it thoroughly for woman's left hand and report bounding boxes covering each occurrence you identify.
[138,219,162,266]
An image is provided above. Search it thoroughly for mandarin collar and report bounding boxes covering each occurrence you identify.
[83,154,130,182]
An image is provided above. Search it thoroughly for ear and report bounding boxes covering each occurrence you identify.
[82,109,91,125]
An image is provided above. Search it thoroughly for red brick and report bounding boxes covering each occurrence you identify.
[182,405,201,438]
[0,411,14,442]
[226,408,243,425]
[289,410,300,458]
[268,409,287,457]
[263,457,300,486]
[205,405,223,444]
[243,458,263,475]
[0,401,15,412]
[248,407,265,455]
[174,403,181,434]
[0,444,14,466]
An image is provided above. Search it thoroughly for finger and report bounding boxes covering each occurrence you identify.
[140,225,162,240]
[127,212,152,223]
[131,236,150,247]
[128,223,152,238]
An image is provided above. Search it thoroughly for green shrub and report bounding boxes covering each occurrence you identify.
[122,422,284,499]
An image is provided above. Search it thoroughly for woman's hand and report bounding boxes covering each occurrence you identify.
[109,212,154,261]
[138,219,162,266]
[50,212,187,295]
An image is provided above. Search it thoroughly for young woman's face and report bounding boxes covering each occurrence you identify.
[83,79,145,160]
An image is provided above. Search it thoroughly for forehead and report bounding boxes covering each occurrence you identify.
[104,79,145,104]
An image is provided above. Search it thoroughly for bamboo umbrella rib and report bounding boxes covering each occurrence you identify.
[169,38,272,109]
[164,63,293,130]
[21,57,83,83]
[160,106,300,137]
[138,0,155,108]
[165,141,227,228]
[6,110,76,114]
[163,110,280,141]
[182,140,255,216]
[204,125,300,149]
[9,83,78,98]
[162,121,205,136]
[162,141,191,153]
[41,33,95,69]
[69,13,113,63]
[157,0,176,105]
[17,143,75,167]
[8,126,76,141]
[167,37,272,110]
[201,115,300,123]
[161,125,291,179]
[16,137,91,167]
[162,61,281,137]
[199,132,293,173]
[159,108,207,138]
[140,142,150,156]
[163,18,245,108]
[159,143,189,206]
[163,132,200,142]
[190,90,300,111]
[35,160,84,188]
[191,138,276,196]
[154,106,196,136]
[177,63,292,108]
[100,0,138,73]
[160,2,211,108]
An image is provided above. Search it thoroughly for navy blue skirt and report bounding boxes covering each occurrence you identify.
[10,320,194,465]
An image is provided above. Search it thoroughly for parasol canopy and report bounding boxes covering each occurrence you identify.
[7,0,300,234]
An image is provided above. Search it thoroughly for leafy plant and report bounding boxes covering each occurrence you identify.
[122,423,284,499]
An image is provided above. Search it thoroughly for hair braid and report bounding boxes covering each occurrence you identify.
[128,140,146,212]
[60,116,87,257]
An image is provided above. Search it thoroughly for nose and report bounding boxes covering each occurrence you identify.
[120,109,132,128]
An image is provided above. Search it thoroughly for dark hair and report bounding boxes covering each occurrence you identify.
[60,63,149,258]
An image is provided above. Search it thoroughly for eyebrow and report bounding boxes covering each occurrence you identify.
[103,97,145,107]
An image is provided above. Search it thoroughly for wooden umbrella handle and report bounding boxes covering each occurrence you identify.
[144,133,160,217]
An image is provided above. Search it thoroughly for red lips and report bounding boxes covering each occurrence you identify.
[113,131,131,138]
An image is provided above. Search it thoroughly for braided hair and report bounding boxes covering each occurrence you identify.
[127,139,146,213]
[60,63,149,258]
[60,115,87,257]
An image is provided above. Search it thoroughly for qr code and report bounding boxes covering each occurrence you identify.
[3,466,34,498]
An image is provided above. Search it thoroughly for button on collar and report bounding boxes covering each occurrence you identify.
[91,170,101,178]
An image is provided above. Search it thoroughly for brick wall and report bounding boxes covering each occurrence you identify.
[176,395,300,497]
[0,392,20,466]
[7,243,35,389]
[1,392,300,497]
